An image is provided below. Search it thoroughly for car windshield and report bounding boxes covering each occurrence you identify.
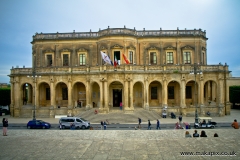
[37,120,44,123]
[80,118,87,121]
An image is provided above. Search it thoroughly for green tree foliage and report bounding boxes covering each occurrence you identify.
[0,88,11,106]
[229,86,240,108]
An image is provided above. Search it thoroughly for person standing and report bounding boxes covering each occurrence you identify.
[103,121,107,130]
[100,121,104,130]
[178,114,182,123]
[231,119,239,129]
[156,119,160,130]
[120,102,122,110]
[148,120,151,130]
[2,118,8,136]
[138,118,142,129]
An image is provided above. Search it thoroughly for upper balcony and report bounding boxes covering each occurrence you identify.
[10,64,228,77]
[32,27,207,42]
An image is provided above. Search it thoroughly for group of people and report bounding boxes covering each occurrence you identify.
[185,130,218,138]
[100,120,109,130]
[135,118,161,130]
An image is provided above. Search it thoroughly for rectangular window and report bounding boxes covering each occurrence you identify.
[63,54,69,66]
[150,52,157,64]
[151,87,158,99]
[46,88,50,100]
[47,55,52,67]
[62,88,68,100]
[167,52,173,64]
[184,52,191,64]
[129,51,133,64]
[79,53,86,65]
[186,86,192,99]
[168,86,174,99]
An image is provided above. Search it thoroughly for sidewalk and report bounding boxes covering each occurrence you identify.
[1,109,240,125]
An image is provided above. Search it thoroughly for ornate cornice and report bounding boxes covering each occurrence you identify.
[100,46,107,50]
[164,46,176,50]
[111,44,123,49]
[181,45,194,50]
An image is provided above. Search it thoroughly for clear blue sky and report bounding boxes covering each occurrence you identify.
[0,0,240,83]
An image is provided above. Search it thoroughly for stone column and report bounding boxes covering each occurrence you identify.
[50,79,55,108]
[212,82,216,101]
[35,80,39,109]
[129,80,133,108]
[124,80,128,109]
[159,42,163,65]
[176,41,180,64]
[218,78,224,116]
[199,78,205,115]
[10,79,14,116]
[100,80,103,108]
[162,77,168,107]
[104,80,108,108]
[180,79,186,108]
[14,78,20,117]
[207,81,211,101]
[68,78,72,108]
[72,46,76,66]
[144,77,149,110]
[86,78,91,109]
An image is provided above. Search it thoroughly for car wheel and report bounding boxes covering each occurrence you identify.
[42,126,46,129]
[27,126,31,129]
[211,126,214,129]
[62,125,65,129]
[81,125,86,129]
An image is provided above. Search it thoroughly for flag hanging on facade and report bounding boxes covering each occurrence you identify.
[100,51,113,65]
[122,53,130,64]
[114,55,118,67]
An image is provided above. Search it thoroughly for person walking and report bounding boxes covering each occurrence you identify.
[103,121,107,130]
[2,118,8,136]
[148,120,151,130]
[231,119,239,129]
[178,114,182,123]
[138,118,142,129]
[100,121,104,130]
[156,119,160,130]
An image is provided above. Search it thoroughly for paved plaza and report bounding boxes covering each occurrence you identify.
[0,129,240,160]
[0,109,240,159]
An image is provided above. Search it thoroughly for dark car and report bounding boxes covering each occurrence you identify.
[27,120,51,129]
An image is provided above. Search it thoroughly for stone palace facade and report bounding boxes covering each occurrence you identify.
[9,27,232,118]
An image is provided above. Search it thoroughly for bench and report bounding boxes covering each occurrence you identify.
[55,115,67,118]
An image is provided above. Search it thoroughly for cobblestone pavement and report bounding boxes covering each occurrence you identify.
[0,129,239,160]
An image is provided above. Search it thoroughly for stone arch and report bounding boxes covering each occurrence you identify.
[38,82,51,107]
[203,80,218,105]
[185,80,199,107]
[20,83,33,108]
[167,80,181,107]
[72,81,86,108]
[55,82,68,108]
[148,80,162,107]
[133,81,144,108]
[91,81,100,108]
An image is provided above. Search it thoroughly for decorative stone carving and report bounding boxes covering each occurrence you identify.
[146,46,160,50]
[100,46,107,50]
[77,48,88,52]
[127,46,136,50]
[164,46,176,50]
[202,47,206,51]
[60,48,72,52]
[111,44,123,49]
[43,49,54,53]
[181,45,194,50]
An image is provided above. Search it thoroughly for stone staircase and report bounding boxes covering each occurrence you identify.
[76,108,162,123]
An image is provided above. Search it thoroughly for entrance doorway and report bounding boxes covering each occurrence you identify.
[113,89,122,107]
[114,51,120,65]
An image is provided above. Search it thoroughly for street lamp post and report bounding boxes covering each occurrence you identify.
[190,63,202,124]
[27,68,41,121]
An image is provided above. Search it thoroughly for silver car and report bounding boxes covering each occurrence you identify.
[59,117,90,129]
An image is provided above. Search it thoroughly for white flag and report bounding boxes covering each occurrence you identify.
[100,51,113,65]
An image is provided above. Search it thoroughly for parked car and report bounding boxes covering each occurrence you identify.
[194,117,217,129]
[27,120,51,129]
[59,117,90,129]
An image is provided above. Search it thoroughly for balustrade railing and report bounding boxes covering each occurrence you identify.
[33,28,206,40]
[11,64,226,75]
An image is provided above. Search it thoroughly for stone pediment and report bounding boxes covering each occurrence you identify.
[111,44,123,49]
[181,45,194,50]
[43,49,54,53]
[164,46,176,50]
[146,46,159,50]
[127,45,136,50]
[77,48,88,52]
[60,48,72,52]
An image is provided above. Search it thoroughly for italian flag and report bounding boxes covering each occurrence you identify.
[114,56,118,67]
